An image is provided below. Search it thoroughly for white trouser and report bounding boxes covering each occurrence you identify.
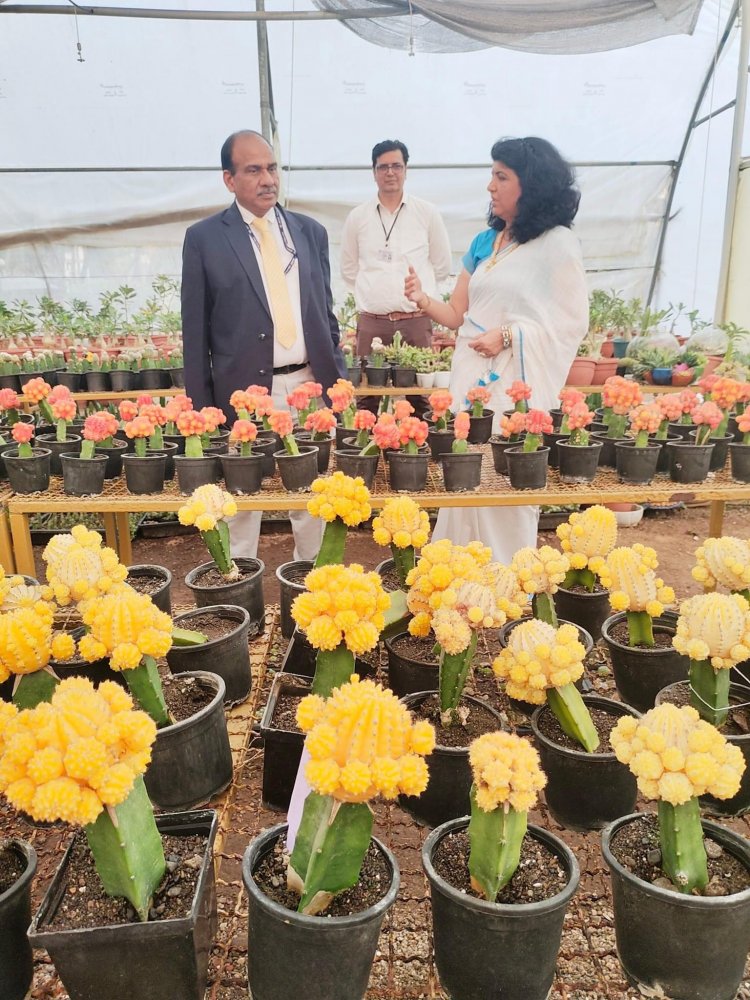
[228,365,324,561]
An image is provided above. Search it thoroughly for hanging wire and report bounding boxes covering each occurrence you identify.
[691,0,728,307]
[285,0,297,204]
[67,0,85,61]
[407,0,415,56]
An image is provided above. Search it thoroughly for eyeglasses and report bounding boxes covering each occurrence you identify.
[375,163,405,174]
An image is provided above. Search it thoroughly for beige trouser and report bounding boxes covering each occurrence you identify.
[228,365,324,561]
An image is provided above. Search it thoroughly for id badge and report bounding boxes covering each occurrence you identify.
[376,248,393,263]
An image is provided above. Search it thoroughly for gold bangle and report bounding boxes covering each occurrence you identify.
[500,325,512,350]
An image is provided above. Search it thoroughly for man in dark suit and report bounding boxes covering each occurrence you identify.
[182,129,347,559]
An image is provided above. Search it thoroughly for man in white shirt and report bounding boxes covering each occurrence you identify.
[340,139,452,412]
[182,130,346,561]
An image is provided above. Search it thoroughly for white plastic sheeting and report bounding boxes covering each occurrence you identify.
[0,0,747,323]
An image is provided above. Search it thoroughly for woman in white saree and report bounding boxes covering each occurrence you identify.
[405,137,589,563]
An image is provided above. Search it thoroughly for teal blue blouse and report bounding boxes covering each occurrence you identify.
[462,229,496,274]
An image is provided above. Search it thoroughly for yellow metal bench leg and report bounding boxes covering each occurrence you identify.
[103,513,118,552]
[115,512,132,565]
[708,500,725,537]
[8,511,35,577]
[0,508,16,573]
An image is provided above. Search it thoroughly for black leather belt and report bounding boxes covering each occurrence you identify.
[272,362,308,375]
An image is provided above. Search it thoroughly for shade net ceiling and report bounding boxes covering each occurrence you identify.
[0,0,747,325]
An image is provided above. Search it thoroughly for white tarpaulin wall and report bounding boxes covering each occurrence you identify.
[0,0,748,325]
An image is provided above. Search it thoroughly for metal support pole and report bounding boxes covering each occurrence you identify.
[256,0,272,142]
[714,0,750,324]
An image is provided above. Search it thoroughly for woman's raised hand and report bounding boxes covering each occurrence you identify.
[404,265,424,305]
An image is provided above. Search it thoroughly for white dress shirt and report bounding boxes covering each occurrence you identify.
[340,193,452,314]
[236,201,307,366]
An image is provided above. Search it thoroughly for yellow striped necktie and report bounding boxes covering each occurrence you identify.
[251,216,297,350]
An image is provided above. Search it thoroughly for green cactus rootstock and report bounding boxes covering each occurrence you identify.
[532,592,559,627]
[314,517,348,568]
[626,610,655,647]
[689,659,731,728]
[562,567,597,593]
[390,544,415,589]
[123,655,171,727]
[439,632,478,714]
[85,776,166,921]
[467,786,527,901]
[201,521,237,579]
[546,683,600,752]
[658,798,708,894]
[12,670,59,709]
[288,792,373,915]
[312,644,355,698]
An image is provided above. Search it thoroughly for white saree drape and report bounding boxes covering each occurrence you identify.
[432,225,589,563]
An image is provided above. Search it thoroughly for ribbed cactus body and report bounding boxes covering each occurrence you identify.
[692,536,750,595]
[673,592,750,670]
[468,791,527,901]
[658,798,708,894]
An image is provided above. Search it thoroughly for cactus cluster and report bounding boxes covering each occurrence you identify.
[611,704,745,892]
[42,524,128,606]
[289,677,434,914]
[372,496,431,587]
[306,472,372,566]
[556,505,617,592]
[405,538,492,636]
[692,536,750,599]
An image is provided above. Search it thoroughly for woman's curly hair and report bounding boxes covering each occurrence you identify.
[488,137,580,244]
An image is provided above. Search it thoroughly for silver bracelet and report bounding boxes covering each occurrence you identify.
[500,325,512,350]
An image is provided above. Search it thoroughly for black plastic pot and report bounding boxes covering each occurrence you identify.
[614,440,662,484]
[384,632,438,697]
[423,819,579,1000]
[144,671,233,810]
[220,450,264,494]
[162,432,187,455]
[139,367,171,390]
[29,808,219,1000]
[0,373,21,391]
[84,370,111,392]
[387,451,429,491]
[60,452,107,496]
[146,441,178,480]
[467,408,494,444]
[489,435,524,475]
[171,367,185,388]
[276,559,313,640]
[0,838,37,1000]
[601,813,750,1000]
[364,364,389,386]
[666,440,714,483]
[294,432,332,474]
[244,824,399,1000]
[542,429,569,469]
[56,370,83,393]
[1,446,51,493]
[668,420,698,441]
[126,563,172,615]
[392,365,417,387]
[109,369,136,391]
[334,448,379,487]
[346,364,362,386]
[688,430,733,471]
[557,440,603,483]
[96,439,129,479]
[185,557,265,636]
[439,450,482,492]
[427,426,455,460]
[398,691,506,828]
[505,446,549,490]
[122,452,166,494]
[531,696,639,830]
[260,671,309,810]
[275,445,319,491]
[655,432,682,472]
[174,454,221,493]
[251,433,277,479]
[730,442,750,482]
[601,612,689,712]
[167,604,252,705]
[554,585,612,643]
[656,680,750,816]
[36,432,82,475]
[591,433,628,468]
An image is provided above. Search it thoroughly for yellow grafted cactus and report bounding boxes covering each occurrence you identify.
[42,525,128,606]
[467,732,547,900]
[0,578,53,614]
[0,677,155,824]
[493,618,598,751]
[597,544,675,646]
[372,496,431,588]
[289,676,434,914]
[672,592,750,727]
[177,483,237,532]
[429,579,508,655]
[0,604,55,683]
[307,471,372,526]
[556,506,617,591]
[406,538,492,636]
[492,619,585,705]
[483,563,526,621]
[291,564,390,656]
[692,536,750,597]
[510,545,569,626]
[610,703,745,893]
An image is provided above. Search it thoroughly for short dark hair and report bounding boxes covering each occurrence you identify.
[371,140,409,168]
[220,130,268,174]
[487,137,580,243]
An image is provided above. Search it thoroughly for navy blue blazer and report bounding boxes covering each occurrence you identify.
[181,202,346,418]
